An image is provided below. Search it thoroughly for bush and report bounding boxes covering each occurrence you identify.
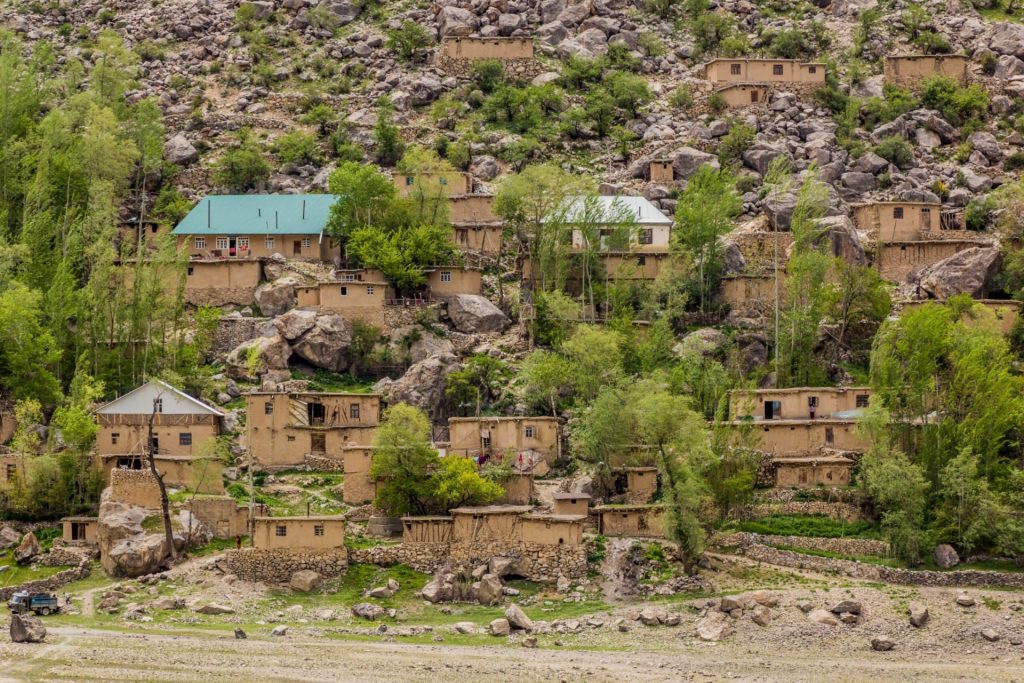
[215,136,270,190]
[914,30,951,54]
[386,20,432,62]
[708,91,726,114]
[471,59,504,93]
[965,196,994,231]
[637,32,667,57]
[874,136,915,169]
[604,71,652,117]
[921,75,989,126]
[273,131,321,165]
[691,12,734,55]
[670,85,694,111]
[981,51,998,76]
[373,102,404,166]
[860,85,919,128]
[768,29,812,59]
[718,123,755,166]
[1005,151,1024,171]
[605,42,641,71]
[447,141,471,170]
[560,55,603,91]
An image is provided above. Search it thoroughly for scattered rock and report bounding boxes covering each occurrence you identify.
[695,611,733,641]
[163,134,199,166]
[808,609,840,626]
[352,603,386,621]
[290,570,323,593]
[956,594,976,608]
[13,531,41,564]
[505,603,533,632]
[234,628,247,639]
[489,618,510,636]
[271,625,288,637]
[831,600,862,616]
[9,614,46,643]
[982,629,1001,642]
[196,603,234,615]
[871,636,895,651]
[750,605,772,627]
[933,544,960,570]
[908,603,929,628]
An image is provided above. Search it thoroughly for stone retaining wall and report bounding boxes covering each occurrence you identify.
[742,543,1024,588]
[0,560,91,601]
[211,316,270,357]
[737,501,864,523]
[223,548,349,583]
[435,55,545,80]
[715,531,889,557]
[350,540,588,583]
[186,288,257,308]
[108,469,162,509]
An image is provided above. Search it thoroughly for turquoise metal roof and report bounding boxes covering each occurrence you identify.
[173,194,337,235]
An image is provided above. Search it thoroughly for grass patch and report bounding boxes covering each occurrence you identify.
[722,514,881,540]
[0,553,71,588]
[299,369,378,393]
[190,537,244,557]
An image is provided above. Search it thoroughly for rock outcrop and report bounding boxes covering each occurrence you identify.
[446,295,510,334]
[911,247,1002,299]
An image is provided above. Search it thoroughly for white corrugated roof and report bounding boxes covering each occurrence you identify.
[96,379,224,417]
[547,196,673,226]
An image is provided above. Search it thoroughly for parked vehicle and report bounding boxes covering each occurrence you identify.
[7,591,60,616]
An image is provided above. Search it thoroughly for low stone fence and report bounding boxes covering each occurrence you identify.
[435,55,545,80]
[350,540,588,583]
[742,543,1024,588]
[0,560,91,601]
[737,501,864,523]
[223,548,348,583]
[715,531,889,557]
[186,288,257,308]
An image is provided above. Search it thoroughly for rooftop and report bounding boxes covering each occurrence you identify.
[524,514,588,522]
[731,387,871,395]
[547,196,673,226]
[173,194,337,236]
[246,391,382,398]
[96,379,224,418]
[553,492,592,500]
[254,516,346,522]
[449,415,560,423]
[450,505,534,515]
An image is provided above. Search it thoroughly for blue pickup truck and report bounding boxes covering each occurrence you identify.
[7,591,60,616]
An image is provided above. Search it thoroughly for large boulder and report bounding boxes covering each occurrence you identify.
[274,309,318,341]
[505,603,533,631]
[0,525,21,550]
[474,574,503,606]
[104,531,181,578]
[225,335,292,380]
[447,295,509,333]
[912,247,1002,299]
[321,0,359,24]
[695,611,733,641]
[818,215,867,265]
[290,313,352,372]
[990,22,1024,58]
[437,6,477,37]
[743,143,789,176]
[933,543,960,569]
[163,134,198,166]
[351,603,386,620]
[254,277,299,317]
[9,614,46,643]
[290,570,323,592]
[672,146,719,180]
[13,531,41,564]
[374,354,458,420]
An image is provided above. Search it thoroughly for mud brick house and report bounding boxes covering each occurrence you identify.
[252,516,346,550]
[94,379,225,490]
[424,266,483,298]
[773,455,854,488]
[183,259,262,306]
[721,274,778,317]
[245,391,381,469]
[730,387,872,421]
[712,83,771,108]
[703,58,826,85]
[884,54,969,87]
[61,516,98,545]
[594,504,666,538]
[450,194,503,255]
[173,194,336,262]
[296,278,390,327]
[341,446,377,504]
[393,171,473,197]
[438,36,535,61]
[191,497,267,538]
[648,160,674,183]
[852,201,946,242]
[447,416,561,464]
[552,492,591,516]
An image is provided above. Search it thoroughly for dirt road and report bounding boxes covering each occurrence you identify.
[2,625,1022,683]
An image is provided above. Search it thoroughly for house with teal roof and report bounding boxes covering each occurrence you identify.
[173,194,338,261]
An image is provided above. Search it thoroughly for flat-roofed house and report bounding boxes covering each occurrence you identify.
[61,516,99,545]
[594,504,666,538]
[438,36,535,61]
[450,195,503,255]
[252,516,346,550]
[448,416,561,464]
[704,58,826,84]
[729,387,872,421]
[246,391,381,469]
[95,379,225,491]
[852,202,943,242]
[884,54,969,87]
[173,194,336,262]
[552,492,591,516]
[393,172,473,197]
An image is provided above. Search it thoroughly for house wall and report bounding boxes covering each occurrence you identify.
[730,387,872,420]
[101,456,224,493]
[649,161,674,182]
[401,518,454,544]
[452,224,504,255]
[625,469,657,504]
[246,393,381,468]
[0,453,18,486]
[519,517,584,545]
[252,517,346,550]
[315,281,389,327]
[853,203,942,242]
[748,420,868,455]
[61,519,99,544]
[705,59,825,84]
[184,260,262,306]
[570,224,672,252]
[393,172,472,197]
[876,241,982,282]
[191,497,266,538]
[775,461,853,488]
[884,55,969,86]
[176,234,328,261]
[448,417,560,463]
[440,37,534,60]
[107,468,163,508]
[450,195,498,223]
[451,511,523,542]
[500,473,535,505]
[341,446,377,504]
[730,231,793,271]
[553,497,590,516]
[426,268,482,297]
[714,84,770,107]
[96,414,220,458]
[598,508,666,538]
[721,275,777,314]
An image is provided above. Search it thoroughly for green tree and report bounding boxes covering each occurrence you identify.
[346,223,458,293]
[518,349,574,416]
[445,354,512,416]
[373,100,404,165]
[562,325,624,403]
[386,21,433,62]
[214,132,270,190]
[0,282,61,405]
[325,161,397,243]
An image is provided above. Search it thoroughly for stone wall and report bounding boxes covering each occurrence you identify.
[738,501,864,523]
[715,531,889,557]
[435,55,545,80]
[186,288,257,307]
[108,469,162,509]
[211,316,270,357]
[0,560,91,601]
[223,547,349,583]
[350,540,588,583]
[742,543,1024,588]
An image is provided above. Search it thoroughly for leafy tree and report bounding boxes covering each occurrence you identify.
[445,354,512,416]
[562,325,624,403]
[325,161,397,242]
[584,90,616,137]
[874,136,914,169]
[768,29,812,59]
[346,223,458,293]
[471,59,504,93]
[373,100,404,165]
[51,371,104,454]
[518,349,574,416]
[690,12,734,55]
[214,131,270,190]
[604,71,652,117]
[429,456,504,511]
[272,130,321,165]
[386,21,433,62]
[0,282,61,405]
[920,76,989,127]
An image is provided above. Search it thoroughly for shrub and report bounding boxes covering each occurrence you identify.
[691,12,734,55]
[386,21,432,62]
[214,134,270,190]
[307,5,341,32]
[560,55,603,91]
[604,71,652,117]
[273,131,321,165]
[135,40,166,62]
[718,123,756,166]
[965,196,994,231]
[471,59,504,93]
[637,32,667,57]
[373,102,404,166]
[874,136,915,169]
[670,85,694,111]
[448,141,471,170]
[605,42,642,71]
[1005,151,1024,171]
[914,31,952,54]
[719,35,750,57]
[981,51,998,76]
[921,75,989,126]
[768,29,812,59]
[708,91,727,114]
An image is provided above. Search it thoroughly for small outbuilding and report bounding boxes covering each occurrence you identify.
[552,492,591,516]
[61,516,99,545]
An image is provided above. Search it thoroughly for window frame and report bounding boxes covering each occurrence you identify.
[772,64,784,76]
[730,63,741,75]
[179,433,192,446]
[216,237,229,250]
[350,403,361,420]
[264,401,274,415]
[301,237,312,249]
[440,271,452,283]
[194,237,206,250]
[893,207,905,220]
[265,236,275,250]
[275,525,287,537]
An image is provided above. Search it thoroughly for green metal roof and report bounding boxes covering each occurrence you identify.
[173,194,337,235]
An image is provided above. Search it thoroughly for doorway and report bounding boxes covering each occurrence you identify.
[293,240,302,255]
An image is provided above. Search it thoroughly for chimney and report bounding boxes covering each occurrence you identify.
[207,199,211,229]
[302,199,306,220]
[275,211,279,230]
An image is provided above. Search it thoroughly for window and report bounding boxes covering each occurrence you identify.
[773,64,784,75]
[440,271,452,283]
[405,175,414,186]
[751,90,759,103]
[809,66,817,74]
[825,427,834,445]
[340,286,348,296]
[366,285,375,295]
[111,432,120,445]
[238,237,249,250]
[637,255,646,266]
[153,398,163,413]
[342,273,356,282]
[275,525,287,537]
[856,394,870,408]
[730,63,741,75]
[179,433,192,446]
[808,397,818,407]
[302,238,311,249]
[264,401,274,415]
[194,237,205,250]
[6,464,15,480]
[187,267,194,276]
[265,236,275,249]
[893,207,904,219]
[439,177,448,186]
[639,229,653,245]
[216,237,229,250]
[287,435,296,442]
[525,426,535,438]
[350,404,360,420]
[314,525,325,537]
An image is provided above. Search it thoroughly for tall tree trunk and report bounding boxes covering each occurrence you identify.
[147,399,177,564]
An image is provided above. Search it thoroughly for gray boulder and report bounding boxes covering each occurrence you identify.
[808,608,840,626]
[225,335,291,380]
[743,143,789,176]
[908,602,929,627]
[163,134,198,166]
[990,22,1024,57]
[672,146,719,180]
[374,354,458,420]
[409,75,443,106]
[197,603,235,615]
[497,13,521,35]
[505,603,534,631]
[13,531,41,564]
[830,600,862,615]
[438,6,477,37]
[968,131,1002,163]
[290,570,323,592]
[489,617,511,636]
[471,155,499,181]
[474,573,503,606]
[255,277,299,317]
[0,526,21,550]
[933,543,960,569]
[351,602,386,620]
[995,55,1024,80]
[695,611,733,641]
[871,636,895,651]
[841,171,876,193]
[913,247,1002,299]
[818,215,867,265]
[9,614,46,643]
[447,294,509,333]
[321,0,359,24]
[274,309,318,341]
[290,313,352,372]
